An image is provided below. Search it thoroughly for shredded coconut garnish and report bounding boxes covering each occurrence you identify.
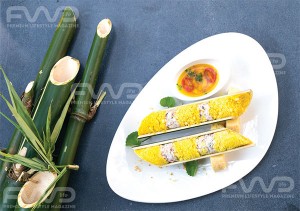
[196,134,216,155]
[198,103,213,121]
[160,143,178,163]
[166,109,180,129]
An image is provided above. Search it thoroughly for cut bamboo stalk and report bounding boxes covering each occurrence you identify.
[50,18,112,211]
[14,56,80,211]
[32,7,77,105]
[0,56,80,211]
[18,171,57,209]
[22,82,34,113]
[225,87,242,133]
[210,154,227,172]
[0,83,34,210]
[0,147,29,211]
[0,81,33,189]
[0,7,77,202]
[12,147,28,179]
[210,87,241,172]
[138,117,233,139]
[137,89,252,139]
[133,128,226,149]
[20,56,80,161]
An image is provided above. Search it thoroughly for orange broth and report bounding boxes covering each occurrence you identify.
[177,64,219,97]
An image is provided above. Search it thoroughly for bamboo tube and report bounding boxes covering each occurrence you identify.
[18,171,58,209]
[0,83,34,209]
[0,7,76,195]
[20,56,80,159]
[50,19,112,210]
[0,82,33,188]
[33,7,77,105]
[22,82,35,113]
[0,148,29,211]
[0,56,80,211]
[210,87,242,172]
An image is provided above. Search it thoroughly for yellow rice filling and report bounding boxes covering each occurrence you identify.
[134,145,168,166]
[138,91,252,136]
[173,137,200,161]
[213,129,253,152]
[209,91,252,120]
[175,104,200,127]
[138,111,167,136]
[134,129,253,166]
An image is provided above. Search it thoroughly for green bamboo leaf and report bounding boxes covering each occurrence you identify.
[43,131,52,162]
[0,158,13,163]
[0,67,42,141]
[46,105,52,143]
[0,104,56,173]
[50,88,76,150]
[31,157,47,166]
[13,155,47,170]
[0,94,46,155]
[45,105,53,160]
[0,151,47,171]
[42,131,47,151]
[0,111,24,135]
[0,67,16,109]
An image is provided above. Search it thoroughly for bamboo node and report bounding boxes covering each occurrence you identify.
[21,92,33,113]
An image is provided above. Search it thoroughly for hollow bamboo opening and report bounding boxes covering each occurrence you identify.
[18,171,57,208]
[50,56,80,85]
[25,81,34,93]
[97,19,112,38]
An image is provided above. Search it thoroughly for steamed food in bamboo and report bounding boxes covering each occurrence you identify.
[138,90,252,136]
[134,129,253,166]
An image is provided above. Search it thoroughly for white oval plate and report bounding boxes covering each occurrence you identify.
[106,33,278,203]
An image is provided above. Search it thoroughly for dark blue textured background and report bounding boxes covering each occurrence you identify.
[0,0,299,210]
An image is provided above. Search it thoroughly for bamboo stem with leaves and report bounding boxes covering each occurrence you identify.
[0,56,79,210]
[0,66,80,209]
[0,81,33,186]
[0,7,77,192]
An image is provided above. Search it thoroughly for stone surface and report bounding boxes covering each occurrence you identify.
[0,0,299,210]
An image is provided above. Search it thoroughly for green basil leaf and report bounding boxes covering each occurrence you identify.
[185,160,199,176]
[126,131,141,147]
[160,97,176,108]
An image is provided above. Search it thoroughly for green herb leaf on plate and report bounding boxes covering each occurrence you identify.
[126,131,141,147]
[160,97,176,108]
[184,160,199,176]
